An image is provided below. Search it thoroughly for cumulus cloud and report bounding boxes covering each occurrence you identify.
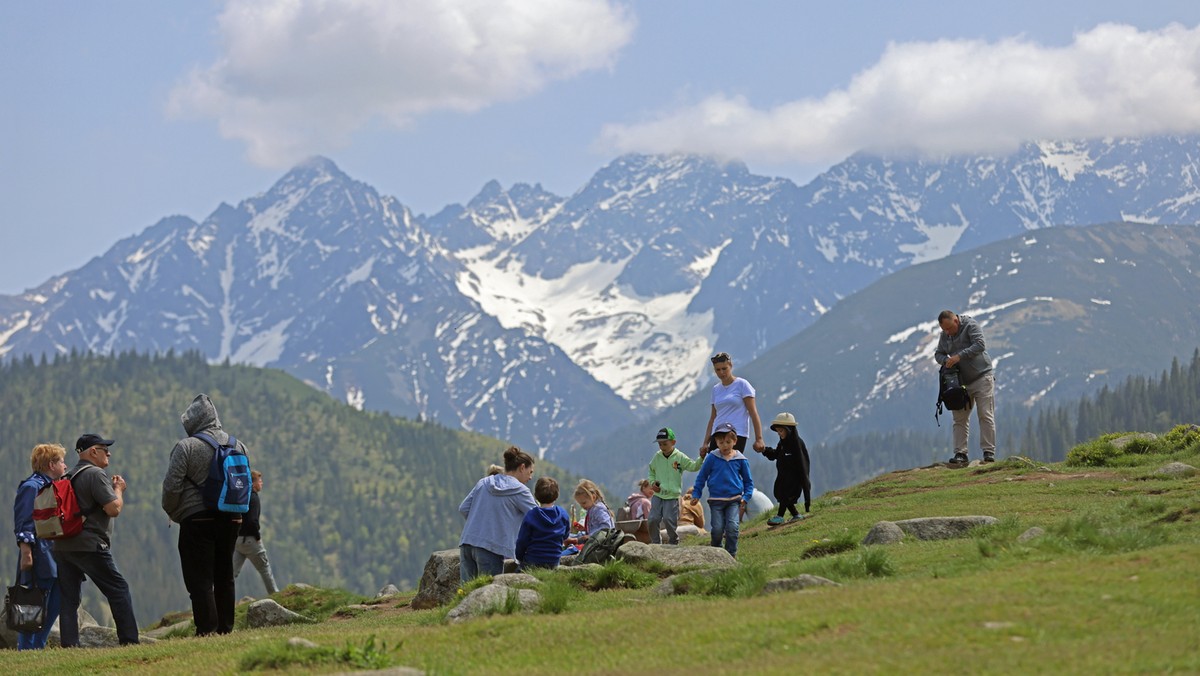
[170,0,634,166]
[599,22,1200,163]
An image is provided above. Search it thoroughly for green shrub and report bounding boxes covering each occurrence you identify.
[1066,439,1121,467]
[1120,436,1164,455]
[1162,424,1200,452]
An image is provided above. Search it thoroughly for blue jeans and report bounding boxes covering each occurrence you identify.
[459,544,505,582]
[16,575,60,650]
[54,549,139,646]
[708,501,741,558]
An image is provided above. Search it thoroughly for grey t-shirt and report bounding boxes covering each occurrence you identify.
[53,460,118,552]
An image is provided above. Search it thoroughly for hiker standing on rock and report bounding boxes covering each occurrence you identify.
[934,310,997,465]
[700,352,766,455]
[12,443,68,650]
[458,446,537,582]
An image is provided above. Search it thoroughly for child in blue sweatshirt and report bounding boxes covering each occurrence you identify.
[515,477,571,571]
[690,422,754,557]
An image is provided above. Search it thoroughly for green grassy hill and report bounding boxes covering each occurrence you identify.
[3,425,1195,672]
[0,351,580,623]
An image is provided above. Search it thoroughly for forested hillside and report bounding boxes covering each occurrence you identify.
[0,351,573,624]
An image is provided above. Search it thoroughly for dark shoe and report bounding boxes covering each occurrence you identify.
[788,515,806,523]
[982,452,996,464]
[948,452,969,466]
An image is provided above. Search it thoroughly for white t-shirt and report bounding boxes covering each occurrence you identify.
[711,377,756,437]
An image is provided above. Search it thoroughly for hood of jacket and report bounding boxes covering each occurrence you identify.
[713,450,749,463]
[484,473,530,496]
[181,393,223,437]
[525,505,567,529]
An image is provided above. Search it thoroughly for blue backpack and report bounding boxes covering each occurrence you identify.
[189,432,251,514]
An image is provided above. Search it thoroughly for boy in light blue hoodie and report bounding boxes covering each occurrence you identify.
[690,422,754,557]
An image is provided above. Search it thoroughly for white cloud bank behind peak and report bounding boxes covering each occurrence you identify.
[170,0,634,167]
[600,22,1200,164]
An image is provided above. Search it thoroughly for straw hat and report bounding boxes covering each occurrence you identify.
[769,412,797,430]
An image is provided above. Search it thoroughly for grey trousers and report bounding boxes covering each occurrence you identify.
[953,372,996,456]
[648,495,681,544]
[233,536,279,594]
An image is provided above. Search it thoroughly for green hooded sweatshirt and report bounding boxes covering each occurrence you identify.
[647,448,704,500]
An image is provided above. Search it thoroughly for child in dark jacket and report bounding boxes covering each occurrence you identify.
[515,477,571,570]
[761,412,812,525]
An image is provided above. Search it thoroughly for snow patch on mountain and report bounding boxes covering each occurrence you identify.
[1037,140,1094,181]
[455,244,716,408]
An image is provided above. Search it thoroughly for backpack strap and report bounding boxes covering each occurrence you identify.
[65,464,101,517]
[186,431,238,489]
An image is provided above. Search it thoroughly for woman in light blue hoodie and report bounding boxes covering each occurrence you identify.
[458,446,537,582]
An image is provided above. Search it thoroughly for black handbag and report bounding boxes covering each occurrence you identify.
[4,574,46,633]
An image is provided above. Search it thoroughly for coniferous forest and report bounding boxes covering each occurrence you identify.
[0,351,577,624]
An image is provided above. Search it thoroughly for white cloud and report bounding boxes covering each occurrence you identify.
[599,22,1200,163]
[169,0,634,167]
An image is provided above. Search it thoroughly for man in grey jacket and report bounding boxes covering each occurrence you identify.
[161,394,245,636]
[934,310,996,466]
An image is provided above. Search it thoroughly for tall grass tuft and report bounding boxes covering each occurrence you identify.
[237,635,396,671]
[670,564,767,598]
[1041,515,1170,554]
[536,577,581,615]
[801,531,859,559]
[589,560,657,590]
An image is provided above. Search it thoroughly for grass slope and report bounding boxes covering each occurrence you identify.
[2,433,1196,674]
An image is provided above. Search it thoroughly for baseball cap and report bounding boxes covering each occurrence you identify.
[655,427,676,442]
[76,433,115,452]
[712,422,737,436]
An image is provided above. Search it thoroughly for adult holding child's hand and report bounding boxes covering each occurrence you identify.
[700,352,765,455]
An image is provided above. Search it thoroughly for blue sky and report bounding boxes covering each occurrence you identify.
[4,1,1200,294]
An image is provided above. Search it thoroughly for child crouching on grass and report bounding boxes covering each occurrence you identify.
[515,477,571,571]
[689,422,754,558]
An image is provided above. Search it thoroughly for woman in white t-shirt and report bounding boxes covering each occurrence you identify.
[699,352,766,455]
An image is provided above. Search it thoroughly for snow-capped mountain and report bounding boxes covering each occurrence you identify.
[0,158,631,455]
[429,136,1200,412]
[5,136,1200,460]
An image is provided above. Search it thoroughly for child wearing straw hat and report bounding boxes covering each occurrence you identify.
[761,412,812,525]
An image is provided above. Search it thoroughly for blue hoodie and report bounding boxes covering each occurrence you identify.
[515,505,571,566]
[692,450,754,503]
[459,474,537,559]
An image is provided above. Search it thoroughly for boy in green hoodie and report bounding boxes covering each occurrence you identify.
[646,427,705,544]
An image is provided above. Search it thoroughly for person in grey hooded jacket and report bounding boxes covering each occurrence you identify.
[458,446,537,582]
[161,394,246,636]
[934,310,996,465]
